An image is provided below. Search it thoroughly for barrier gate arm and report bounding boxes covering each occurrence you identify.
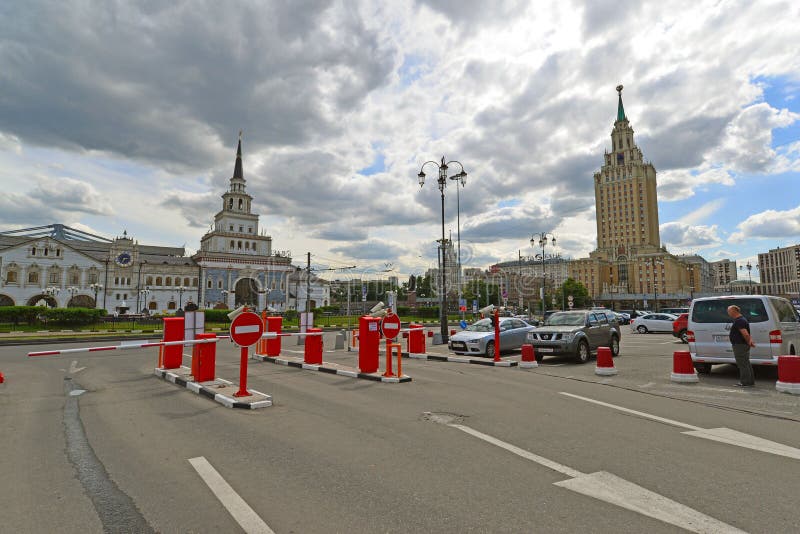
[27,337,220,358]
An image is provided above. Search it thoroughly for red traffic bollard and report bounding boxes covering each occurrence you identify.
[520,344,538,368]
[671,350,699,383]
[595,346,617,376]
[0,371,4,384]
[776,355,800,394]
[304,328,323,365]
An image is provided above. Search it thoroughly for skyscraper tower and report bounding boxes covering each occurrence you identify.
[594,85,660,252]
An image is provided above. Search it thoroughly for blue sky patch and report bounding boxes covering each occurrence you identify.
[755,74,800,148]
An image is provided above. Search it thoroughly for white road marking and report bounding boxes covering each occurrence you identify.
[451,424,582,478]
[561,392,800,461]
[188,457,275,534]
[69,360,86,374]
[449,423,743,533]
[234,325,261,334]
[559,392,701,430]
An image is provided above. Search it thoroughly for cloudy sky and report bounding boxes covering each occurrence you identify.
[1,0,799,282]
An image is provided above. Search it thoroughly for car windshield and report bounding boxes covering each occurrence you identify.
[465,319,494,332]
[544,312,585,326]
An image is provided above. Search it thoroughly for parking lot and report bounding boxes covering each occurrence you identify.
[2,330,799,533]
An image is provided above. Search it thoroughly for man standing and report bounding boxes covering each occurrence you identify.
[727,305,755,387]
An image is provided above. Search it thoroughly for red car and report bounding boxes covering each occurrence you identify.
[672,313,688,343]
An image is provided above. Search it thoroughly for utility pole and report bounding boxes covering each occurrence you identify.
[306,252,311,314]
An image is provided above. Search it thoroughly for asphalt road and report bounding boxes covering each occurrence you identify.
[1,331,799,533]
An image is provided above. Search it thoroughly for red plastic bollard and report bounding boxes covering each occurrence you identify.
[161,317,185,369]
[595,346,617,376]
[0,371,4,383]
[383,338,395,377]
[671,350,699,383]
[776,355,800,394]
[266,316,283,357]
[304,328,323,365]
[359,316,381,373]
[191,333,217,382]
[520,344,538,368]
[408,323,425,354]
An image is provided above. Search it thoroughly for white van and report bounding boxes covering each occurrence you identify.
[687,295,800,373]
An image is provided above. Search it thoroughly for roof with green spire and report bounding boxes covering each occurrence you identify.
[616,84,626,122]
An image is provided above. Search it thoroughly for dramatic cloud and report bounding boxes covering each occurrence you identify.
[729,205,800,243]
[660,222,723,250]
[1,0,799,275]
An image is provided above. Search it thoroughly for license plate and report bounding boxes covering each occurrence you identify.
[713,335,728,343]
[451,342,466,349]
[537,347,554,353]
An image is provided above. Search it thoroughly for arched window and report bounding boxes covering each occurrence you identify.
[230,240,235,249]
[183,277,190,286]
[192,277,198,287]
[156,277,163,286]
[148,301,157,310]
[56,249,61,257]
[167,301,176,310]
[228,198,233,209]
[165,277,172,286]
[28,271,39,283]
[252,242,257,252]
[245,242,250,250]
[238,199,243,210]
[146,276,153,285]
[237,241,242,249]
[70,272,80,285]
[6,271,17,283]
[44,248,48,256]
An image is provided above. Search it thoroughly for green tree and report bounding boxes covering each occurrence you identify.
[557,278,590,309]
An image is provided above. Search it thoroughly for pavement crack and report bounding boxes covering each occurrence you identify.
[63,378,155,533]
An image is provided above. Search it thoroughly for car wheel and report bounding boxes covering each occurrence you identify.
[575,340,590,363]
[637,325,648,334]
[679,329,688,344]
[610,335,620,357]
[694,363,712,374]
[485,341,495,359]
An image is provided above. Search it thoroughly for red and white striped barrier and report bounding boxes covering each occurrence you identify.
[27,337,220,357]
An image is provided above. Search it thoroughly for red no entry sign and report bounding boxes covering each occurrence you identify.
[230,312,264,347]
[381,313,401,339]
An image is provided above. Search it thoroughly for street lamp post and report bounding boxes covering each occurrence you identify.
[686,265,695,302]
[139,287,151,314]
[650,258,664,311]
[739,261,758,294]
[66,286,79,307]
[221,289,229,309]
[530,232,556,319]
[90,283,103,310]
[45,286,59,307]
[449,170,467,319]
[418,156,467,343]
[177,286,186,310]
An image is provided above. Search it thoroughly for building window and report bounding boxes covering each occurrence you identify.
[245,242,250,250]
[239,225,243,232]
[7,271,18,283]
[156,277,163,286]
[228,199,233,209]
[149,301,157,311]
[165,277,172,286]
[70,273,80,285]
[192,277,198,287]
[115,277,120,285]
[168,301,176,310]
[238,199,243,210]
[44,248,48,256]
[49,272,59,284]
[207,279,213,289]
[248,227,252,233]
[56,249,61,257]
[218,280,223,289]
[184,277,190,286]
[146,276,153,285]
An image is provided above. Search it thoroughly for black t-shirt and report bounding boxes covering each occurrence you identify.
[729,316,750,345]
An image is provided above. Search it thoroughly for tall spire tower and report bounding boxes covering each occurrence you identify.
[594,84,660,254]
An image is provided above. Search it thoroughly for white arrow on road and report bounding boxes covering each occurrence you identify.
[450,423,745,533]
[60,360,86,374]
[560,392,800,461]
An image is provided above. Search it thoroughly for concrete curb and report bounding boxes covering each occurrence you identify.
[253,354,412,383]
[401,352,518,367]
[154,366,273,409]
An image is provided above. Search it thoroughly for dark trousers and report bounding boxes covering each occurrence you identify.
[732,344,755,386]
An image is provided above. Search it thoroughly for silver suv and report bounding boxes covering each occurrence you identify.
[688,295,799,373]
[526,310,621,363]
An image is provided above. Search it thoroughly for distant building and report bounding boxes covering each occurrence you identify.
[758,244,800,298]
[568,85,696,309]
[0,134,331,313]
[710,259,738,292]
